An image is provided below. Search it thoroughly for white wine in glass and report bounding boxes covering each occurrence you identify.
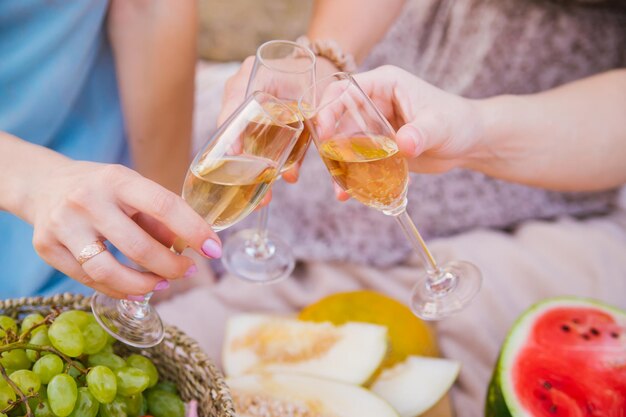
[91,92,303,347]
[301,73,482,320]
[222,40,316,284]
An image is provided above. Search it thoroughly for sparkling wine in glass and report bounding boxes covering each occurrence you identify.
[300,73,482,320]
[222,40,316,284]
[91,92,303,347]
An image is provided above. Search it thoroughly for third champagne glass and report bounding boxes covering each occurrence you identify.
[92,92,303,347]
[300,73,482,320]
[222,40,316,283]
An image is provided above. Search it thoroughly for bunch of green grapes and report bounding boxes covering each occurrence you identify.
[0,310,185,417]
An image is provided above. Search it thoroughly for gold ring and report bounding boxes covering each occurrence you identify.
[77,240,107,265]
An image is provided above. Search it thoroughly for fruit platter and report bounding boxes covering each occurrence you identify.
[0,294,234,417]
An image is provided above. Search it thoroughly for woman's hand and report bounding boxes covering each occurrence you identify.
[24,160,221,300]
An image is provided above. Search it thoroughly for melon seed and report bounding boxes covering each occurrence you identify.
[561,325,570,332]
[543,381,552,390]
[590,327,600,336]
[610,332,619,339]
[550,405,558,413]
[572,318,581,324]
[582,334,591,340]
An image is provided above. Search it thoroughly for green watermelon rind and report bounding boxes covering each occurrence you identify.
[485,296,626,417]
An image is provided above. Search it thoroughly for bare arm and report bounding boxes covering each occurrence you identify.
[307,0,406,64]
[108,0,197,193]
[472,69,626,192]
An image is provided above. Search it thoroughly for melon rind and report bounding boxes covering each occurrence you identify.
[222,314,388,385]
[228,373,400,417]
[485,297,626,417]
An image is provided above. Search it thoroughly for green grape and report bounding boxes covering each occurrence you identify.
[0,316,17,340]
[125,355,158,388]
[87,352,125,371]
[146,389,185,417]
[97,396,127,417]
[123,394,144,417]
[82,323,107,355]
[26,330,51,362]
[48,320,84,357]
[86,366,117,404]
[33,354,64,384]
[149,380,178,395]
[34,399,55,417]
[114,367,149,397]
[99,344,114,354]
[68,387,99,417]
[47,374,78,417]
[0,378,16,411]
[0,349,32,370]
[68,360,85,379]
[9,369,41,394]
[56,311,91,330]
[20,313,46,336]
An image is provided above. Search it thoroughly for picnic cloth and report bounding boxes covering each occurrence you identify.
[157,209,626,417]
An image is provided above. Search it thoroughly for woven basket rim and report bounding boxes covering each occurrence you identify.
[0,292,236,417]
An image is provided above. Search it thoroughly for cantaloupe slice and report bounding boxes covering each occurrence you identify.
[222,314,388,385]
[371,356,460,417]
[227,373,399,417]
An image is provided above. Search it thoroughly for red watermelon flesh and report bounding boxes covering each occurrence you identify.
[515,306,626,416]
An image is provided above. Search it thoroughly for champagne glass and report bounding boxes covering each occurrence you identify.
[299,73,482,320]
[222,40,316,283]
[92,92,303,347]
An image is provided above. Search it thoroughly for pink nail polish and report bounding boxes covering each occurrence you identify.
[201,239,222,259]
[154,280,170,291]
[128,295,145,302]
[184,264,198,278]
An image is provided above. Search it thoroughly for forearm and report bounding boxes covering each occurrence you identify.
[471,70,626,192]
[307,0,406,64]
[0,132,68,222]
[108,0,197,193]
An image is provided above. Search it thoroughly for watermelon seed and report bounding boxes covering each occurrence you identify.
[610,332,619,338]
[543,381,552,390]
[582,334,591,340]
[572,318,581,324]
[550,405,558,414]
[590,327,600,336]
[561,325,570,332]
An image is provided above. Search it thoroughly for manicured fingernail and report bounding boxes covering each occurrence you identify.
[201,239,222,259]
[154,280,170,291]
[128,295,145,302]
[184,264,198,278]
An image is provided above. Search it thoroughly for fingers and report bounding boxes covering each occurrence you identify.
[334,182,350,201]
[255,188,273,210]
[115,174,222,259]
[217,56,255,126]
[281,162,301,183]
[96,209,196,280]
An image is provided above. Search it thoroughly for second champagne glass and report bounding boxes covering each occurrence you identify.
[91,92,303,347]
[300,73,482,320]
[222,40,316,283]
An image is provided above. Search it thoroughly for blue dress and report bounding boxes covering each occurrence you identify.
[0,1,127,297]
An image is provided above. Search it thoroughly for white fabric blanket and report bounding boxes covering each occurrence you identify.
[157,210,626,417]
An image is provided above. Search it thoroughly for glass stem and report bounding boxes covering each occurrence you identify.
[393,209,439,274]
[245,204,275,259]
[255,204,271,241]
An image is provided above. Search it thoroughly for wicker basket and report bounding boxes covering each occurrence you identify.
[0,293,236,417]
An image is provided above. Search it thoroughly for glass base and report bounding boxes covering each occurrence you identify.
[222,229,295,284]
[91,292,165,348]
[410,260,482,320]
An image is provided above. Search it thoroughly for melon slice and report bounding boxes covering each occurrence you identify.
[222,314,388,385]
[227,373,399,417]
[371,356,460,417]
[486,297,626,417]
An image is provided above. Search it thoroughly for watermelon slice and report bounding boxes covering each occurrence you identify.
[486,297,626,417]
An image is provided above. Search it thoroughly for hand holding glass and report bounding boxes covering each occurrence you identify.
[299,73,482,320]
[91,92,303,347]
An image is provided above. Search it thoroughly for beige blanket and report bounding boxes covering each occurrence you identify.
[157,210,626,417]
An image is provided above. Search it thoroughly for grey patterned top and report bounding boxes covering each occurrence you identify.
[220,0,626,268]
